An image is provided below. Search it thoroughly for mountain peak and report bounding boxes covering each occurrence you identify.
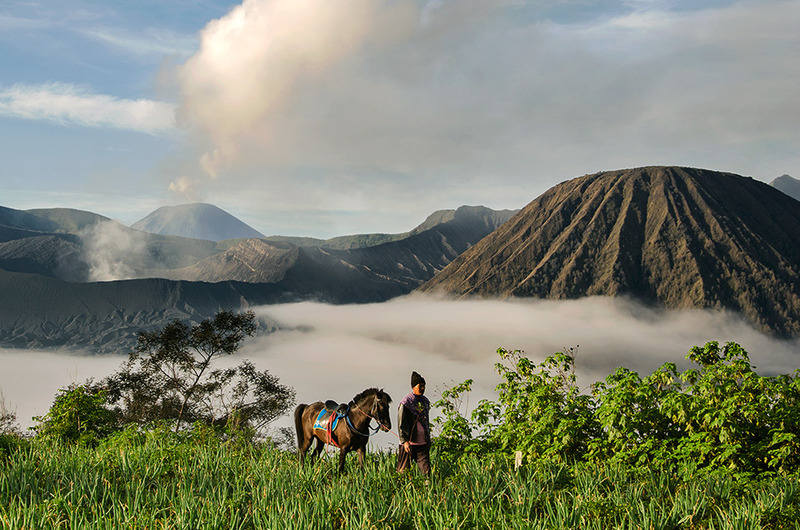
[410,205,518,235]
[131,203,265,242]
[420,166,800,336]
[770,174,800,202]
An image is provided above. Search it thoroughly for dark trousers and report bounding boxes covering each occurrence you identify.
[397,443,431,475]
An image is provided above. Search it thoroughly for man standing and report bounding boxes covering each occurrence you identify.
[397,371,431,477]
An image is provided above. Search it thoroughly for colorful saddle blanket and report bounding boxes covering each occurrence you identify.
[314,409,341,431]
[314,408,347,447]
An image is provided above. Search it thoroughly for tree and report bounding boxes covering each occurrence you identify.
[104,310,295,437]
[0,389,28,456]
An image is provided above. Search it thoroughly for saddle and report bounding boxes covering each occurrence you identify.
[313,401,350,447]
[324,400,349,415]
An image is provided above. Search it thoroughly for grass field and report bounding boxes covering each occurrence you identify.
[1,431,799,529]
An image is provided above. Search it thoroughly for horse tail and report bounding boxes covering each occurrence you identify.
[294,404,307,449]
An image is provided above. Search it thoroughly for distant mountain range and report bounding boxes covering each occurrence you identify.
[0,203,516,351]
[420,167,800,336]
[3,166,800,352]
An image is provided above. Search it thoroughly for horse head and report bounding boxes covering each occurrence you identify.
[373,389,393,432]
[354,387,393,432]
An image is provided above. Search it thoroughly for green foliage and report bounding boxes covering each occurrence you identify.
[589,362,682,466]
[477,347,599,464]
[593,341,800,475]
[436,347,599,465]
[435,341,800,477]
[0,434,27,461]
[103,310,295,437]
[432,379,490,465]
[32,383,117,446]
[0,392,28,458]
[1,437,799,529]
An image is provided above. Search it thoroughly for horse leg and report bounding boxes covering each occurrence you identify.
[338,448,349,473]
[298,431,313,465]
[310,437,324,464]
[356,446,366,470]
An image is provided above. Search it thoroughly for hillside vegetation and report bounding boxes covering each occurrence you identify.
[2,333,800,528]
[1,435,798,529]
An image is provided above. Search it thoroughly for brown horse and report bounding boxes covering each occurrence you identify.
[294,388,392,472]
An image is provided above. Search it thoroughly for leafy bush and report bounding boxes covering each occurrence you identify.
[475,347,599,464]
[435,341,800,476]
[592,341,800,475]
[0,391,28,458]
[435,347,599,465]
[33,383,117,446]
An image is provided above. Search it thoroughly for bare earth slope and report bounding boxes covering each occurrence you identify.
[0,270,284,352]
[419,167,800,336]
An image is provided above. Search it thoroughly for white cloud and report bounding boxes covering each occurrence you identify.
[0,83,175,134]
[168,0,799,221]
[176,0,417,177]
[81,27,198,59]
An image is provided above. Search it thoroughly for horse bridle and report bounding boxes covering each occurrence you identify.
[349,394,388,437]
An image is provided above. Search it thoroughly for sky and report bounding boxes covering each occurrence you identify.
[1,0,798,238]
[3,297,799,448]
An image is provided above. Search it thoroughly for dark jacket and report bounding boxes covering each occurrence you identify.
[398,392,431,445]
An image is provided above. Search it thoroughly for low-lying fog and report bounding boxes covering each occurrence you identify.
[2,296,798,450]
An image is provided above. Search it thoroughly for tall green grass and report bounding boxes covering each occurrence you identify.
[1,433,798,529]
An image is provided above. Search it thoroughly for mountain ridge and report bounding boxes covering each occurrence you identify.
[155,205,515,286]
[0,203,515,351]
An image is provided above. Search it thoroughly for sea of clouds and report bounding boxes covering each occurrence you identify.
[2,296,798,450]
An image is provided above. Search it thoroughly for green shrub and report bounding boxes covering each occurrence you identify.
[33,383,118,446]
[436,347,599,465]
[435,341,800,476]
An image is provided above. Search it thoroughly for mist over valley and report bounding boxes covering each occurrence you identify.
[2,296,799,449]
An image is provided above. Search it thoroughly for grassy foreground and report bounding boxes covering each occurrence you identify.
[1,432,799,529]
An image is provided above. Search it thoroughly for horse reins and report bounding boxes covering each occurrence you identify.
[352,395,401,440]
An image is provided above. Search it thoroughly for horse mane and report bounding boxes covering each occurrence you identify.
[350,387,392,405]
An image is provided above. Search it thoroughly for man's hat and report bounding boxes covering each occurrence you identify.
[411,371,426,388]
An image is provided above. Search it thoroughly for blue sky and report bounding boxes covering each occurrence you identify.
[1,0,798,238]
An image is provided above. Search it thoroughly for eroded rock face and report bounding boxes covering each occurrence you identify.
[419,167,800,337]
